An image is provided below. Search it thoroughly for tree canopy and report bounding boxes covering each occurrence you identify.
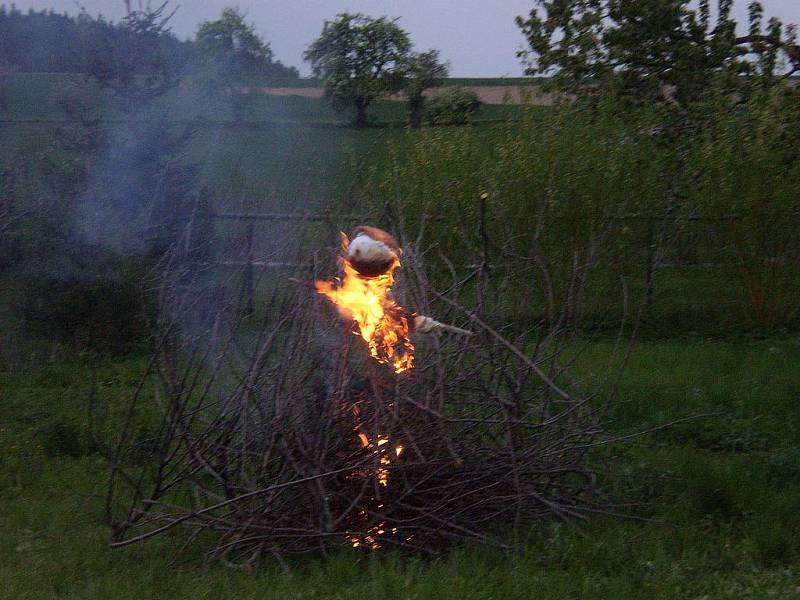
[516,0,800,106]
[196,7,297,80]
[0,4,191,75]
[305,13,412,127]
[0,4,297,79]
[405,50,450,127]
[89,2,185,110]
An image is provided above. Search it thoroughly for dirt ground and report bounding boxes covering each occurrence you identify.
[254,85,556,106]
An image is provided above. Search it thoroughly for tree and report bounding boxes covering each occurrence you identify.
[516,0,800,107]
[405,50,449,128]
[197,8,272,74]
[89,1,187,113]
[196,7,297,80]
[196,8,298,120]
[0,5,192,76]
[65,2,199,343]
[425,87,482,125]
[305,13,411,127]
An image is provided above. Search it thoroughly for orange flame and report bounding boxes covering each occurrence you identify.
[315,234,414,373]
[317,233,411,550]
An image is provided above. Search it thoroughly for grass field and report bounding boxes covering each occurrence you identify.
[1,336,799,598]
[1,76,764,336]
[0,72,527,203]
[0,72,528,123]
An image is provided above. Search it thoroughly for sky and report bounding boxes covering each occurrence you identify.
[8,0,800,76]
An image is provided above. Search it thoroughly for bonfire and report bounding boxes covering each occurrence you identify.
[107,221,601,565]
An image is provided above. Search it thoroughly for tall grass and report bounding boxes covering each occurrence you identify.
[361,98,800,332]
[693,89,800,328]
[362,105,666,329]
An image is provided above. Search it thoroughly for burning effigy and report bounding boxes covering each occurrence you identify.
[315,226,471,374]
[315,226,416,373]
[314,226,473,548]
[108,221,602,565]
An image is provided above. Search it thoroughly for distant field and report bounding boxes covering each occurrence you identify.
[0,71,532,203]
[249,78,552,105]
[2,72,794,333]
[0,72,533,121]
[250,76,547,88]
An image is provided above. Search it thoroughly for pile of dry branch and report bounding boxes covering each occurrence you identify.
[106,223,603,566]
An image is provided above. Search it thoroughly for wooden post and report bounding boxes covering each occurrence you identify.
[644,219,655,317]
[244,220,255,317]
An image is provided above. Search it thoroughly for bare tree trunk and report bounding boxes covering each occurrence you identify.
[408,96,424,128]
[355,97,369,128]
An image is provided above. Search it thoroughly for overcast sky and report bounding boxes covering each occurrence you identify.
[8,0,800,76]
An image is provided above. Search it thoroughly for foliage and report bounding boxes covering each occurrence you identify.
[0,3,297,93]
[363,96,800,330]
[0,4,201,350]
[510,1,800,330]
[195,7,297,121]
[370,103,654,328]
[516,0,800,107]
[3,72,799,333]
[196,7,298,81]
[197,7,272,73]
[16,242,150,351]
[424,86,482,125]
[305,13,412,127]
[405,49,449,128]
[85,2,187,112]
[0,4,192,76]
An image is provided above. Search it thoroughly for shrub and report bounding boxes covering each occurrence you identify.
[16,239,151,352]
[39,421,84,457]
[424,86,481,125]
[362,93,800,333]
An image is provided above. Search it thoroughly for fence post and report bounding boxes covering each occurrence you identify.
[243,220,255,317]
[0,169,19,271]
[644,219,655,317]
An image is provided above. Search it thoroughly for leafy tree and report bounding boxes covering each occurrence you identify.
[425,87,481,125]
[516,0,800,107]
[196,7,297,80]
[305,13,412,127]
[405,49,449,128]
[197,7,272,72]
[196,7,297,120]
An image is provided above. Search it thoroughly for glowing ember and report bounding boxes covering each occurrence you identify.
[354,431,404,488]
[346,430,406,549]
[315,233,414,374]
